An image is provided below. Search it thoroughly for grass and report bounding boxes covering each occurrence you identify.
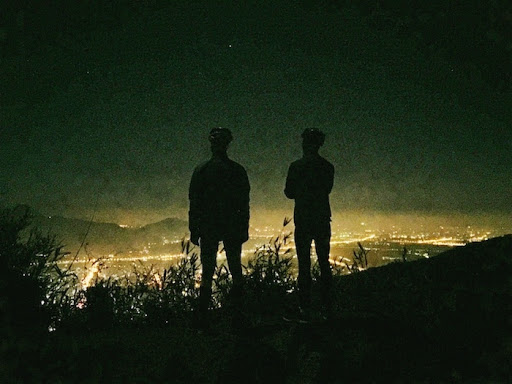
[1,206,511,383]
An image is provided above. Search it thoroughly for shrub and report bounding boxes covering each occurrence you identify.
[0,206,76,332]
[242,231,296,316]
[69,240,201,328]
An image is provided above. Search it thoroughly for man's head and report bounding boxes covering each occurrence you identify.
[301,128,325,155]
[209,127,233,154]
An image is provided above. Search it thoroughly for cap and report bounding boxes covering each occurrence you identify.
[301,128,325,146]
[208,127,233,144]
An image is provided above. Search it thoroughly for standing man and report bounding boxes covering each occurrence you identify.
[189,127,250,326]
[285,128,334,320]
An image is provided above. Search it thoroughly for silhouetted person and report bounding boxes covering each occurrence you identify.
[189,127,250,328]
[285,128,334,319]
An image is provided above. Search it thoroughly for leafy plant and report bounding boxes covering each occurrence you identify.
[235,218,297,319]
[0,206,77,331]
[346,242,370,273]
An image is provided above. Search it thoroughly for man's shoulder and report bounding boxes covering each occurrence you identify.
[193,160,211,174]
[194,158,247,174]
[292,156,333,169]
[227,159,248,174]
[320,156,334,170]
[289,158,304,168]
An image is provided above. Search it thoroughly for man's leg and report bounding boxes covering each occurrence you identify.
[295,226,313,317]
[224,240,244,308]
[224,240,243,287]
[199,238,218,319]
[314,222,333,316]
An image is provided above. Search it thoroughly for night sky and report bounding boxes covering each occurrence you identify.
[1,1,511,226]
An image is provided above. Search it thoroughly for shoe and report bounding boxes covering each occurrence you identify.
[298,307,311,323]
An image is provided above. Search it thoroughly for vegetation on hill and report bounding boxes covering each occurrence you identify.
[1,206,511,383]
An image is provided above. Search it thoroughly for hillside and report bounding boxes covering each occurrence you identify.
[323,234,512,382]
[3,234,511,383]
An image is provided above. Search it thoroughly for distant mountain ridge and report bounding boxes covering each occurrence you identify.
[9,205,188,256]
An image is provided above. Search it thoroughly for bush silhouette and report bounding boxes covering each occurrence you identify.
[0,206,75,332]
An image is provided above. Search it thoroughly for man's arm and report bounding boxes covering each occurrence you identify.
[242,169,250,223]
[326,162,334,194]
[238,167,250,243]
[188,168,202,245]
[284,163,297,199]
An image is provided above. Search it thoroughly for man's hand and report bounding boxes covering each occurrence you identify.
[241,230,249,244]
[190,232,200,246]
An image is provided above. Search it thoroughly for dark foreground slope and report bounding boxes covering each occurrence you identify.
[3,236,511,383]
[319,234,512,382]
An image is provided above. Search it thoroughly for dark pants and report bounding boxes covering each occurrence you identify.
[295,221,332,311]
[198,237,243,313]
